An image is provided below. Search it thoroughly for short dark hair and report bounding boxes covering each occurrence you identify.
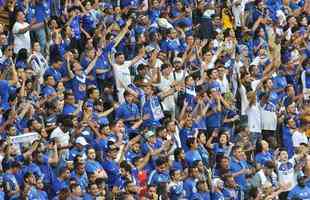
[265,160,275,169]
[232,145,242,154]
[120,161,132,172]
[52,56,63,64]
[115,52,124,57]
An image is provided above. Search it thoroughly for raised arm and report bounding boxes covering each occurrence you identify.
[206,130,217,149]
[112,18,133,49]
[129,47,146,66]
[9,62,18,85]
[66,57,75,80]
[85,50,101,75]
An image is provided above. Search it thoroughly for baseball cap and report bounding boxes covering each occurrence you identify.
[144,130,155,139]
[76,136,88,146]
[173,57,183,63]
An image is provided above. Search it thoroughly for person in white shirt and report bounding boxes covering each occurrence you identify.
[172,57,187,82]
[259,92,278,149]
[110,49,145,103]
[217,65,230,94]
[28,41,49,83]
[246,91,262,145]
[292,129,308,148]
[12,11,32,54]
[155,63,177,119]
[232,0,247,39]
[276,149,297,193]
[301,67,310,101]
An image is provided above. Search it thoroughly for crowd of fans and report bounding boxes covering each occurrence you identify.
[0,0,309,199]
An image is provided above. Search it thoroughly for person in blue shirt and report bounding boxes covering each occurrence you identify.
[147,156,170,186]
[84,182,100,200]
[69,136,88,161]
[288,175,310,200]
[148,0,162,24]
[185,137,202,167]
[141,130,166,172]
[115,90,140,136]
[179,114,196,152]
[2,160,21,200]
[35,178,48,200]
[23,172,41,200]
[255,140,273,166]
[205,88,223,132]
[81,49,99,86]
[62,91,78,116]
[213,156,232,178]
[32,0,50,52]
[160,28,186,54]
[101,141,122,189]
[117,161,138,190]
[44,56,63,82]
[70,162,89,193]
[222,174,243,200]
[81,1,98,35]
[0,79,12,112]
[51,166,70,196]
[168,169,185,199]
[196,131,209,167]
[229,146,252,191]
[40,84,55,103]
[172,148,188,171]
[282,117,297,158]
[190,180,211,200]
[142,83,173,128]
[66,51,100,102]
[85,148,106,176]
[125,139,144,164]
[182,75,197,109]
[183,165,200,199]
[66,7,84,52]
[207,130,233,158]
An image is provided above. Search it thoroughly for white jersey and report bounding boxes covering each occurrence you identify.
[156,73,175,112]
[277,158,297,191]
[12,22,31,54]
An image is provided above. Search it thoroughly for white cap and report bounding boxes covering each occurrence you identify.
[76,136,88,146]
[157,18,174,29]
[173,57,183,63]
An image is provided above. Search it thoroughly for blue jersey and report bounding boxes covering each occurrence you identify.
[101,159,121,188]
[3,173,20,199]
[255,151,273,166]
[70,16,81,39]
[70,74,87,101]
[230,157,249,190]
[288,185,310,200]
[147,170,170,186]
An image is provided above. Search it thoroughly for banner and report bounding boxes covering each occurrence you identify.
[10,132,40,145]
